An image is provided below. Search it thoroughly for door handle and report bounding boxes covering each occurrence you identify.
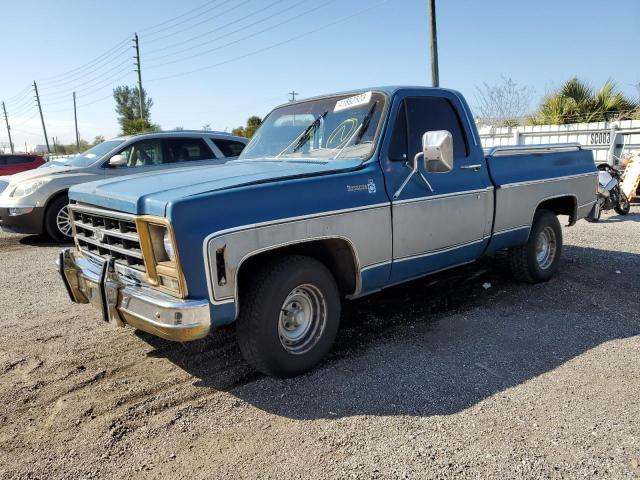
[460,164,482,171]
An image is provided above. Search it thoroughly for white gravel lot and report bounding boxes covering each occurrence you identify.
[0,208,639,479]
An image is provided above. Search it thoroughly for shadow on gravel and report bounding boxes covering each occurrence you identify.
[19,234,71,247]
[600,211,640,223]
[139,246,640,420]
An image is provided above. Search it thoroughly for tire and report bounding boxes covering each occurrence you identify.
[45,195,73,244]
[509,209,562,284]
[614,191,631,215]
[236,255,341,378]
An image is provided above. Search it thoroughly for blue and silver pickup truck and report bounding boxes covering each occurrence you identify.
[59,87,598,377]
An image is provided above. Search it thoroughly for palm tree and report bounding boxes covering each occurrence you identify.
[531,78,636,125]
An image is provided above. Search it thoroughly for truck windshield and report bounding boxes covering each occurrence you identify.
[62,140,124,167]
[239,91,386,162]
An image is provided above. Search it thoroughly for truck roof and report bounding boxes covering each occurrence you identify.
[273,85,463,109]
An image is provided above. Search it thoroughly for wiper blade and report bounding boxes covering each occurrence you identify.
[332,101,379,160]
[353,101,378,145]
[276,111,328,158]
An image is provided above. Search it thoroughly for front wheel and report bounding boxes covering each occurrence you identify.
[45,195,73,243]
[509,209,563,283]
[614,191,631,215]
[236,255,341,378]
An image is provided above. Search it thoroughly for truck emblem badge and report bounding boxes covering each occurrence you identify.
[346,179,377,194]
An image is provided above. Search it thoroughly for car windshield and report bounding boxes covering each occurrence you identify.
[239,91,386,162]
[62,140,124,167]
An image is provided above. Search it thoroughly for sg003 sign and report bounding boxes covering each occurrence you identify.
[589,132,611,145]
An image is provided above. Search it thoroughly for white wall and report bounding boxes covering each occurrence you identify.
[479,120,640,165]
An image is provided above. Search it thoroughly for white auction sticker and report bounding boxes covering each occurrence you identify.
[334,91,372,112]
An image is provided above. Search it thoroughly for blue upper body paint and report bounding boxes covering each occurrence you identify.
[68,86,596,324]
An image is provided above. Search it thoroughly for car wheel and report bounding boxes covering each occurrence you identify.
[509,209,562,283]
[45,195,73,244]
[236,255,341,378]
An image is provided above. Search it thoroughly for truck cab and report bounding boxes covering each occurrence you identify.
[59,87,597,377]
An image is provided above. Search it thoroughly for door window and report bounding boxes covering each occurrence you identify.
[392,97,468,161]
[167,138,214,162]
[117,140,165,168]
[214,139,246,158]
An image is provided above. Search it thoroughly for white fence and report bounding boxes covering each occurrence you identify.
[479,120,640,165]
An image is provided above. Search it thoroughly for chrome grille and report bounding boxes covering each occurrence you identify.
[70,205,146,271]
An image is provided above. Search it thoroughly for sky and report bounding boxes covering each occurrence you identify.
[1,0,639,148]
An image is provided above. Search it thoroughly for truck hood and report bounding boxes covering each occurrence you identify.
[69,159,363,216]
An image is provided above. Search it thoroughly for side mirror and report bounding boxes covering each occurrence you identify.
[107,154,127,168]
[422,130,454,173]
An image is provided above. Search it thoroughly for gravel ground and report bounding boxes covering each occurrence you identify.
[0,208,639,479]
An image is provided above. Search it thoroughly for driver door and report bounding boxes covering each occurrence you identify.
[381,92,493,282]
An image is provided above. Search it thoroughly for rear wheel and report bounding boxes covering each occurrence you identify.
[236,255,341,378]
[45,195,72,244]
[614,191,631,215]
[509,209,562,283]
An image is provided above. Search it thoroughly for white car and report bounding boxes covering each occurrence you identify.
[0,130,248,242]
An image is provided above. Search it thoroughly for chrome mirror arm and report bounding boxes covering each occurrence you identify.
[393,152,434,200]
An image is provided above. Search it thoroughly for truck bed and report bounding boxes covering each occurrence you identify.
[484,144,598,251]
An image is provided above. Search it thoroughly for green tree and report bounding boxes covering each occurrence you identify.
[202,123,212,131]
[531,78,637,125]
[232,115,262,138]
[113,85,159,134]
[121,118,160,136]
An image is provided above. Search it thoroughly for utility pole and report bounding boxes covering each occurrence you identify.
[2,101,14,154]
[133,33,144,120]
[33,81,51,153]
[428,0,439,87]
[73,92,80,152]
[288,91,299,102]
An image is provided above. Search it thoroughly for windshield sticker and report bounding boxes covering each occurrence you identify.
[347,179,376,194]
[334,91,372,112]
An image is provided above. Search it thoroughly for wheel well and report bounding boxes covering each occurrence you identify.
[236,239,359,298]
[43,190,69,224]
[536,196,577,225]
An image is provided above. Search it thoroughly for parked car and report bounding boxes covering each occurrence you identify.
[0,131,247,242]
[58,87,598,377]
[0,154,45,175]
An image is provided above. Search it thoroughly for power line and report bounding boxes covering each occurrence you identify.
[144,0,278,55]
[147,1,387,82]
[141,0,229,37]
[145,0,302,61]
[139,0,224,34]
[39,36,131,82]
[39,61,133,101]
[4,84,32,103]
[39,46,132,90]
[146,0,337,69]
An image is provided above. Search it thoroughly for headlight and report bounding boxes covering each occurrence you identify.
[163,230,176,262]
[10,178,51,197]
[136,218,186,297]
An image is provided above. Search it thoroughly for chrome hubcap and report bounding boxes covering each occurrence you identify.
[56,205,72,237]
[278,284,327,355]
[535,226,557,270]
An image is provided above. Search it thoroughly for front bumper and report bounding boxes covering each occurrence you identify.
[0,206,45,234]
[58,248,211,342]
